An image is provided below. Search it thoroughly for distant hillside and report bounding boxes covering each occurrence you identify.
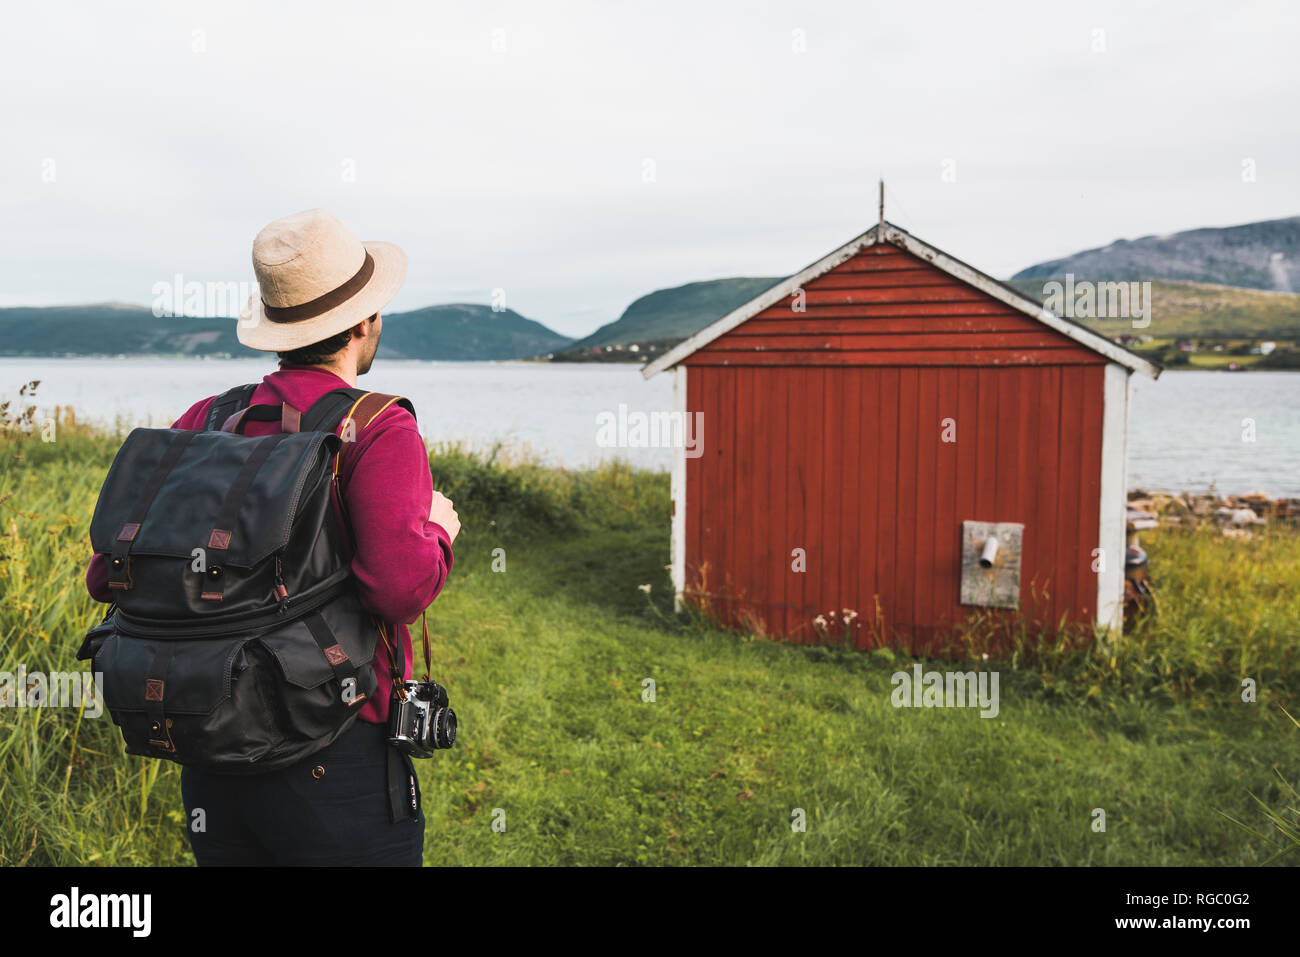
[0,302,571,360]
[1003,279,1300,340]
[557,277,783,357]
[0,304,253,357]
[379,304,571,360]
[1012,216,1300,291]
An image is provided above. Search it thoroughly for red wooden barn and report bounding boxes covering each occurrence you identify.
[642,221,1161,653]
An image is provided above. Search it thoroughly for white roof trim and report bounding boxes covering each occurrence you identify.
[641,226,878,378]
[642,221,1162,380]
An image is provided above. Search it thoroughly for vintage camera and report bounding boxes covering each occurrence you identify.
[388,679,457,758]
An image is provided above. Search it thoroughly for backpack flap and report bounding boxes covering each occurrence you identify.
[90,427,342,619]
[91,427,340,566]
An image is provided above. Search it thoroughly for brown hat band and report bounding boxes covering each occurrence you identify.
[261,251,375,323]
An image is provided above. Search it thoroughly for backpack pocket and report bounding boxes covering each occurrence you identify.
[92,588,380,773]
[93,628,284,767]
[257,596,380,742]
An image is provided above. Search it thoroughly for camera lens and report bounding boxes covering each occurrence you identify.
[432,708,457,749]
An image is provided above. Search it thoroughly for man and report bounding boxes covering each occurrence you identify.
[84,208,460,865]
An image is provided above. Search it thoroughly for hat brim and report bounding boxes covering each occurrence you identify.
[236,240,407,352]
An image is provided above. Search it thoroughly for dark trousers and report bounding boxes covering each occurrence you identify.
[180,719,424,866]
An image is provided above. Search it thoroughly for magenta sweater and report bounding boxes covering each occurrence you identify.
[84,364,455,725]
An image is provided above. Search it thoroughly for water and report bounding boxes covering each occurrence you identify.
[1128,370,1300,497]
[0,358,675,471]
[2,359,1297,495]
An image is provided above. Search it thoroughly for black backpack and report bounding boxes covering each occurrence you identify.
[77,384,415,773]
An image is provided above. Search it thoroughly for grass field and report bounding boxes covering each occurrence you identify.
[0,424,1296,866]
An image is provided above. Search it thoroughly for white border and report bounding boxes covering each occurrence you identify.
[670,365,687,612]
[642,222,1162,380]
[1096,362,1130,633]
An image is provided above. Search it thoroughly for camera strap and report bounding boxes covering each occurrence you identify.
[385,742,419,824]
[419,612,433,682]
[375,612,434,695]
[376,615,434,824]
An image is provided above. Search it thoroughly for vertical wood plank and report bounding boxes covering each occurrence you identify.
[952,367,979,638]
[1056,365,1085,629]
[773,367,792,639]
[913,368,939,653]
[1033,366,1061,635]
[1076,364,1105,621]
[841,368,863,648]
[931,368,959,650]
[876,367,900,646]
[859,366,881,649]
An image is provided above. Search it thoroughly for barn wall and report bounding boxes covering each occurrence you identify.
[680,243,1108,651]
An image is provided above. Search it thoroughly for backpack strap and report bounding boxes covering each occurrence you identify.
[219,403,297,435]
[299,388,365,436]
[199,432,295,602]
[301,388,416,437]
[299,387,417,526]
[203,383,259,431]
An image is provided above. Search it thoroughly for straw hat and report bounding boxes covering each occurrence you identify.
[237,208,407,351]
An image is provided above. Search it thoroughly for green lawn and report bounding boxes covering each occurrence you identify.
[415,528,1295,865]
[0,428,1295,865]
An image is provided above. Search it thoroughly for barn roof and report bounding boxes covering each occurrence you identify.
[642,221,1163,379]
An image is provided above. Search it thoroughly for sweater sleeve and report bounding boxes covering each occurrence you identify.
[85,553,112,603]
[340,420,454,625]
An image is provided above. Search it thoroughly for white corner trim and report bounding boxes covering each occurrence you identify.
[641,221,1162,380]
[1096,362,1130,634]
[670,365,688,612]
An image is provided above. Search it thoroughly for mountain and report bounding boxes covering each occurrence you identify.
[0,302,571,360]
[0,304,251,357]
[557,277,784,356]
[1011,216,1300,292]
[378,304,571,360]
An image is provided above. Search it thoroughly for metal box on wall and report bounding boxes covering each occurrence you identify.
[960,521,1025,609]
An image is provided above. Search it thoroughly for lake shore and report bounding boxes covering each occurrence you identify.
[2,359,1299,495]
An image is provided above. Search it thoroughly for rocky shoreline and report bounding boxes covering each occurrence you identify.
[1127,489,1300,535]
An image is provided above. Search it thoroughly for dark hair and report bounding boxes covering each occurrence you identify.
[276,315,375,365]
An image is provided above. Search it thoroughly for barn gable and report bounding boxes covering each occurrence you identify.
[643,222,1161,378]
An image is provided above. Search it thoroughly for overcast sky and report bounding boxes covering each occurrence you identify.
[1,0,1296,337]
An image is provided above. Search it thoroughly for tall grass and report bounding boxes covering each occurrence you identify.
[946,523,1300,709]
[427,440,667,535]
[0,423,1294,865]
